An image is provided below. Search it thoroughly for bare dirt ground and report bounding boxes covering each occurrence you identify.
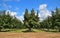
[0,32,60,38]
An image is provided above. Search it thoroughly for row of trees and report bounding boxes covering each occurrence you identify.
[24,9,40,31]
[0,11,23,31]
[0,8,60,32]
[0,9,40,31]
[40,8,60,32]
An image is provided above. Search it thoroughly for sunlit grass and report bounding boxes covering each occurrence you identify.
[1,29,59,33]
[10,29,28,33]
[1,29,43,33]
[10,29,43,33]
[32,29,43,32]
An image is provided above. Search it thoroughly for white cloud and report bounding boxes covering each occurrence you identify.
[6,10,24,22]
[39,4,47,10]
[10,12,17,16]
[16,15,24,22]
[39,4,51,21]
[17,12,24,22]
[6,10,17,16]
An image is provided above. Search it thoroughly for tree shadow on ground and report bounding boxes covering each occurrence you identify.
[42,30,59,33]
[0,30,10,32]
[0,29,14,32]
[22,29,35,32]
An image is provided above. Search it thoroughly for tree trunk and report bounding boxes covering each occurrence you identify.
[48,29,49,31]
[59,28,60,32]
[48,27,50,31]
[0,29,1,32]
[29,27,31,31]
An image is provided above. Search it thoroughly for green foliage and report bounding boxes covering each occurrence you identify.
[0,7,60,32]
[24,9,40,31]
[40,7,60,32]
[0,10,23,31]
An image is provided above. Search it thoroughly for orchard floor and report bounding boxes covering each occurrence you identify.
[0,32,60,38]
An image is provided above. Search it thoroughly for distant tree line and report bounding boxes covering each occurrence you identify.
[24,9,40,31]
[40,8,60,32]
[0,10,23,31]
[0,7,60,32]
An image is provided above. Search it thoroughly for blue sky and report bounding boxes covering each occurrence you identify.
[0,0,60,21]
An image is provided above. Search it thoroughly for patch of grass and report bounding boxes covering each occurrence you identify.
[1,29,13,32]
[42,29,59,32]
[1,29,26,32]
[1,29,43,33]
[32,29,43,32]
[10,29,28,33]
[22,29,35,32]
[22,29,43,32]
[10,29,43,33]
